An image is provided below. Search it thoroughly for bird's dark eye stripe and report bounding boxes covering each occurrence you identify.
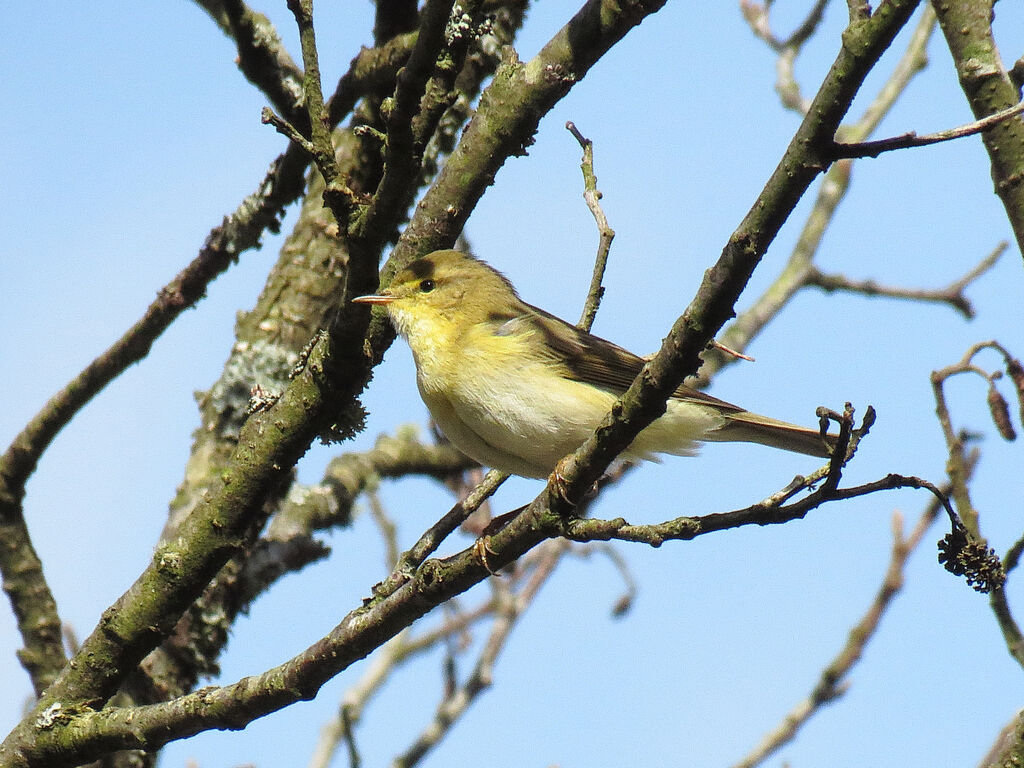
[419,279,435,292]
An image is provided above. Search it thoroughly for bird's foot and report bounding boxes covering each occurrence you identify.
[548,457,577,507]
[473,535,499,575]
[472,507,524,575]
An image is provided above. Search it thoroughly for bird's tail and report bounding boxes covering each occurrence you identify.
[705,411,837,458]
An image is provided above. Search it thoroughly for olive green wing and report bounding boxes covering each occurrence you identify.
[518,303,745,414]
[487,304,834,458]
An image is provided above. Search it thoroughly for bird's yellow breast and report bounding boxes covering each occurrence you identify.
[390,308,611,476]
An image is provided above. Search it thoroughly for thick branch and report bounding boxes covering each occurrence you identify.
[524,0,922,514]
[217,0,308,129]
[701,5,936,382]
[0,144,308,694]
[932,1,1024,254]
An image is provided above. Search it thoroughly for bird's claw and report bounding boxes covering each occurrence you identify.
[548,458,576,506]
[473,535,499,575]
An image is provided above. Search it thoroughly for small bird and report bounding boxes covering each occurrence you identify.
[354,250,835,479]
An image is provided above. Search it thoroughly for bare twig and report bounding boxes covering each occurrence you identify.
[740,0,829,53]
[372,470,509,600]
[340,705,361,768]
[700,5,937,384]
[566,121,615,331]
[368,491,401,571]
[261,107,316,153]
[731,496,944,768]
[931,340,1024,534]
[990,586,1024,669]
[286,0,354,223]
[209,0,307,129]
[563,465,966,553]
[833,99,1024,159]
[804,241,1005,319]
[993,536,1024,665]
[710,339,754,362]
[741,0,830,113]
[391,540,567,768]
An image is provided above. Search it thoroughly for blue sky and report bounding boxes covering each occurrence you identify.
[2,3,1024,767]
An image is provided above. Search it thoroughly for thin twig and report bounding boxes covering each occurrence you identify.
[700,5,937,385]
[391,540,568,768]
[833,98,1024,159]
[261,107,316,153]
[372,470,508,600]
[741,0,830,113]
[731,503,939,768]
[341,705,361,768]
[367,491,401,571]
[930,340,1022,535]
[804,241,1005,319]
[741,0,829,53]
[566,121,615,331]
[990,584,1024,668]
[563,469,947,548]
[286,0,352,222]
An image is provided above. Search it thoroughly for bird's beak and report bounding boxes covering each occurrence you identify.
[352,291,396,305]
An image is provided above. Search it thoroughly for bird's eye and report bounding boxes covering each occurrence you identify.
[419,279,435,293]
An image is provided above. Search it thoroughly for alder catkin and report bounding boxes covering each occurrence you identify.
[1006,358,1024,426]
[987,384,1017,441]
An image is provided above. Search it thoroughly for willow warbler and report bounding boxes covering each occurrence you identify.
[354,250,835,479]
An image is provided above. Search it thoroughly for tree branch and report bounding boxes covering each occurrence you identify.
[566,121,615,331]
[731,503,939,768]
[832,98,1024,159]
[0,143,309,695]
[216,0,307,130]
[932,1,1024,254]
[700,4,937,383]
[804,241,1005,319]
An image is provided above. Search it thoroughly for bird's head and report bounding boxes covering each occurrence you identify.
[352,250,521,338]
